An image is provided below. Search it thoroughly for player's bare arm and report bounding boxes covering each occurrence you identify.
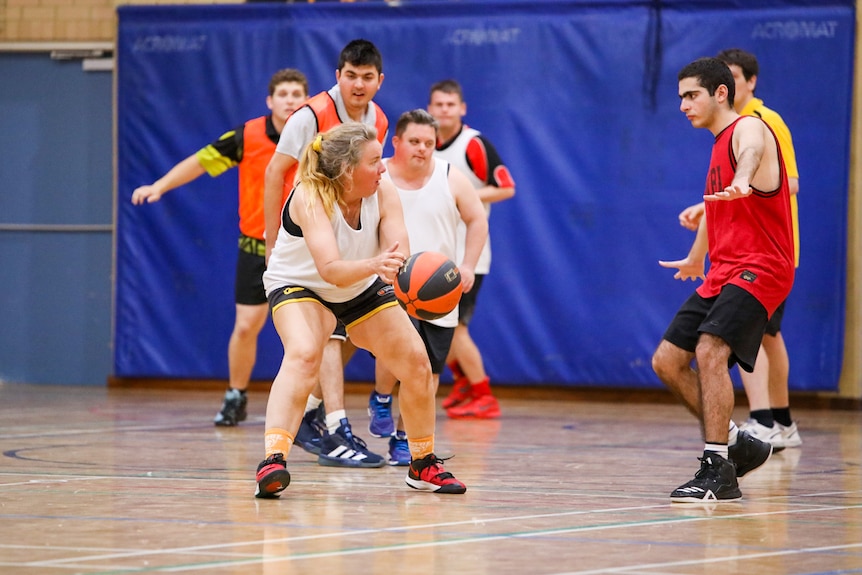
[376,178,410,264]
[705,116,770,201]
[450,167,487,293]
[477,183,515,204]
[263,152,297,262]
[131,155,206,205]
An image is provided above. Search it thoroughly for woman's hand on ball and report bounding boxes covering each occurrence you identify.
[373,242,405,284]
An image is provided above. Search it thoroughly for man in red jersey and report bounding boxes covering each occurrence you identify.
[652,57,795,503]
[677,49,803,451]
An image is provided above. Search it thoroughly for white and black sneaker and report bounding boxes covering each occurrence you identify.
[318,418,385,468]
[670,452,741,503]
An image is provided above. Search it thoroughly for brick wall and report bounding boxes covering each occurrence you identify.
[0,0,243,43]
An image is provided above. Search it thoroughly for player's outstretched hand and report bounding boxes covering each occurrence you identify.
[658,258,705,282]
[704,183,751,201]
[131,185,163,205]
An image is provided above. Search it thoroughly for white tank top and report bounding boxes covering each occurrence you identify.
[384,158,459,327]
[263,190,380,303]
[433,126,492,274]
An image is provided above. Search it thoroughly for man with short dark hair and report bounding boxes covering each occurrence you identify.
[652,57,795,503]
[678,48,802,451]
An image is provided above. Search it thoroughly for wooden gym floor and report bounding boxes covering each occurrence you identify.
[0,382,860,575]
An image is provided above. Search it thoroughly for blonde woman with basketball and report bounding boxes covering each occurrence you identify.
[255,122,467,498]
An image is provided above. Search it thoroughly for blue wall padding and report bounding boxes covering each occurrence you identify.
[115,0,854,390]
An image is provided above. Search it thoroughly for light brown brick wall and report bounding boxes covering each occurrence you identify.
[0,0,243,43]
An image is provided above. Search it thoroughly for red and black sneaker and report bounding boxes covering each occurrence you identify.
[442,379,471,409]
[446,394,501,419]
[406,454,466,494]
[254,453,291,499]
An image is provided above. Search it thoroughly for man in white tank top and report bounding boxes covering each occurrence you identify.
[366,109,487,465]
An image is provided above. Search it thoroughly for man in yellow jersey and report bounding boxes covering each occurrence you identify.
[677,48,802,450]
[263,39,389,467]
[131,69,309,427]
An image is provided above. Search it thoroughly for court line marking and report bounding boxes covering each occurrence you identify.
[9,511,861,574]
[552,542,862,575]
[15,502,862,570]
[0,421,227,440]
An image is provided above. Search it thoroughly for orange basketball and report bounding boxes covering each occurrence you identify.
[394,251,463,321]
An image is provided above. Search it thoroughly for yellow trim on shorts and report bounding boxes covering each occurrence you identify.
[344,300,401,331]
[271,297,329,315]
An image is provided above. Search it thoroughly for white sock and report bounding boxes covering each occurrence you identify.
[727,421,739,446]
[704,443,729,458]
[326,409,347,433]
[304,394,323,414]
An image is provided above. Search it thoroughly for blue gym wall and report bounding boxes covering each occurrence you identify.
[0,53,113,386]
[48,0,854,390]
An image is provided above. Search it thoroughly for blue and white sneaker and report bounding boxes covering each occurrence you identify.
[388,431,411,466]
[368,391,395,437]
[318,418,385,468]
[295,405,326,455]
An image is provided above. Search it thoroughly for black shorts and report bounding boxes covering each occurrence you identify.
[410,319,455,374]
[662,284,768,373]
[458,274,485,326]
[235,248,267,306]
[764,299,786,336]
[268,278,398,332]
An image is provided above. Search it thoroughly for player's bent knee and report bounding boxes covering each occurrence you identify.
[651,341,688,383]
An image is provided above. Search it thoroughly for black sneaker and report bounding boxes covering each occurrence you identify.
[213,388,247,427]
[294,405,326,455]
[670,452,741,503]
[318,418,385,468]
[254,453,290,499]
[729,429,773,477]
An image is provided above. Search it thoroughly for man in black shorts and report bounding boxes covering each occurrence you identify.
[653,58,794,503]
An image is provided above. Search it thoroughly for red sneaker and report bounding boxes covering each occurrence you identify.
[446,394,501,419]
[255,453,291,499]
[441,378,471,409]
[406,454,466,494]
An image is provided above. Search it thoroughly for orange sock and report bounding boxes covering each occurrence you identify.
[408,434,435,461]
[264,428,294,458]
